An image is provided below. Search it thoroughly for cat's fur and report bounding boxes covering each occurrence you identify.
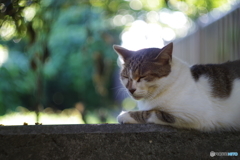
[113,43,240,131]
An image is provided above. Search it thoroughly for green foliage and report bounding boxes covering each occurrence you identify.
[43,5,121,110]
[0,1,122,117]
[0,49,35,114]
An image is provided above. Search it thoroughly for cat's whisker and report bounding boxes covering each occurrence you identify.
[114,87,129,99]
[111,85,125,90]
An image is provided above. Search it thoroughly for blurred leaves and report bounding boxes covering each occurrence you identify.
[0,50,35,114]
[0,0,40,40]
[0,0,121,117]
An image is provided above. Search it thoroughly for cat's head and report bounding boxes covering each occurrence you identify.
[113,43,173,100]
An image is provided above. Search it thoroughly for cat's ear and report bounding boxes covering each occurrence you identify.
[113,45,132,62]
[154,42,173,65]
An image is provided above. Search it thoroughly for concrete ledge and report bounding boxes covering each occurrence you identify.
[0,124,239,160]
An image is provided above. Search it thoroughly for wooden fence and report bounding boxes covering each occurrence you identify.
[173,2,240,65]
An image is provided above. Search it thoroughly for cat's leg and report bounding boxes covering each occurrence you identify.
[117,109,175,124]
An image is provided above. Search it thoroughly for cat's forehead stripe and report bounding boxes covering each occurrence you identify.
[129,70,133,79]
[130,68,140,80]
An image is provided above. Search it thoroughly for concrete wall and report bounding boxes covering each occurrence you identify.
[0,124,239,160]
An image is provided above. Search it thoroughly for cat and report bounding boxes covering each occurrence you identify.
[113,42,240,131]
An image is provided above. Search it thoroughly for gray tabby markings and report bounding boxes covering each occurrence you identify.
[191,60,240,98]
[129,110,175,124]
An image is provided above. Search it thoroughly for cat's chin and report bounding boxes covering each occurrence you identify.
[132,95,143,100]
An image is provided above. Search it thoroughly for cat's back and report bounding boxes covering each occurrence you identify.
[223,60,240,74]
[190,60,240,98]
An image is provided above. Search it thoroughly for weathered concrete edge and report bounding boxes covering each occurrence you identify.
[0,124,240,135]
[0,124,240,160]
[0,124,179,135]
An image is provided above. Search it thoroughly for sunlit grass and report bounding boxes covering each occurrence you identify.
[0,107,84,125]
[122,97,137,111]
[85,112,117,124]
[0,106,118,125]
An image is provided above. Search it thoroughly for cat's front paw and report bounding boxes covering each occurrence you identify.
[117,111,138,124]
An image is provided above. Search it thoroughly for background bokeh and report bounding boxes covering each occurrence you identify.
[0,0,239,125]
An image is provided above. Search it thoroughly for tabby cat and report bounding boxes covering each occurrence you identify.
[113,42,240,131]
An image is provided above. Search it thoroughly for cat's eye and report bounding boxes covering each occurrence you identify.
[137,76,146,82]
[122,76,128,79]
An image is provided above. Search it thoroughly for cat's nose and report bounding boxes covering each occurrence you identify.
[129,89,136,94]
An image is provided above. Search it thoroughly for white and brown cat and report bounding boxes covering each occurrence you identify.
[113,43,240,131]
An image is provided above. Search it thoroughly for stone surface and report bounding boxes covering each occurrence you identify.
[0,124,239,160]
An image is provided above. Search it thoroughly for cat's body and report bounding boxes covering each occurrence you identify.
[113,43,240,131]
